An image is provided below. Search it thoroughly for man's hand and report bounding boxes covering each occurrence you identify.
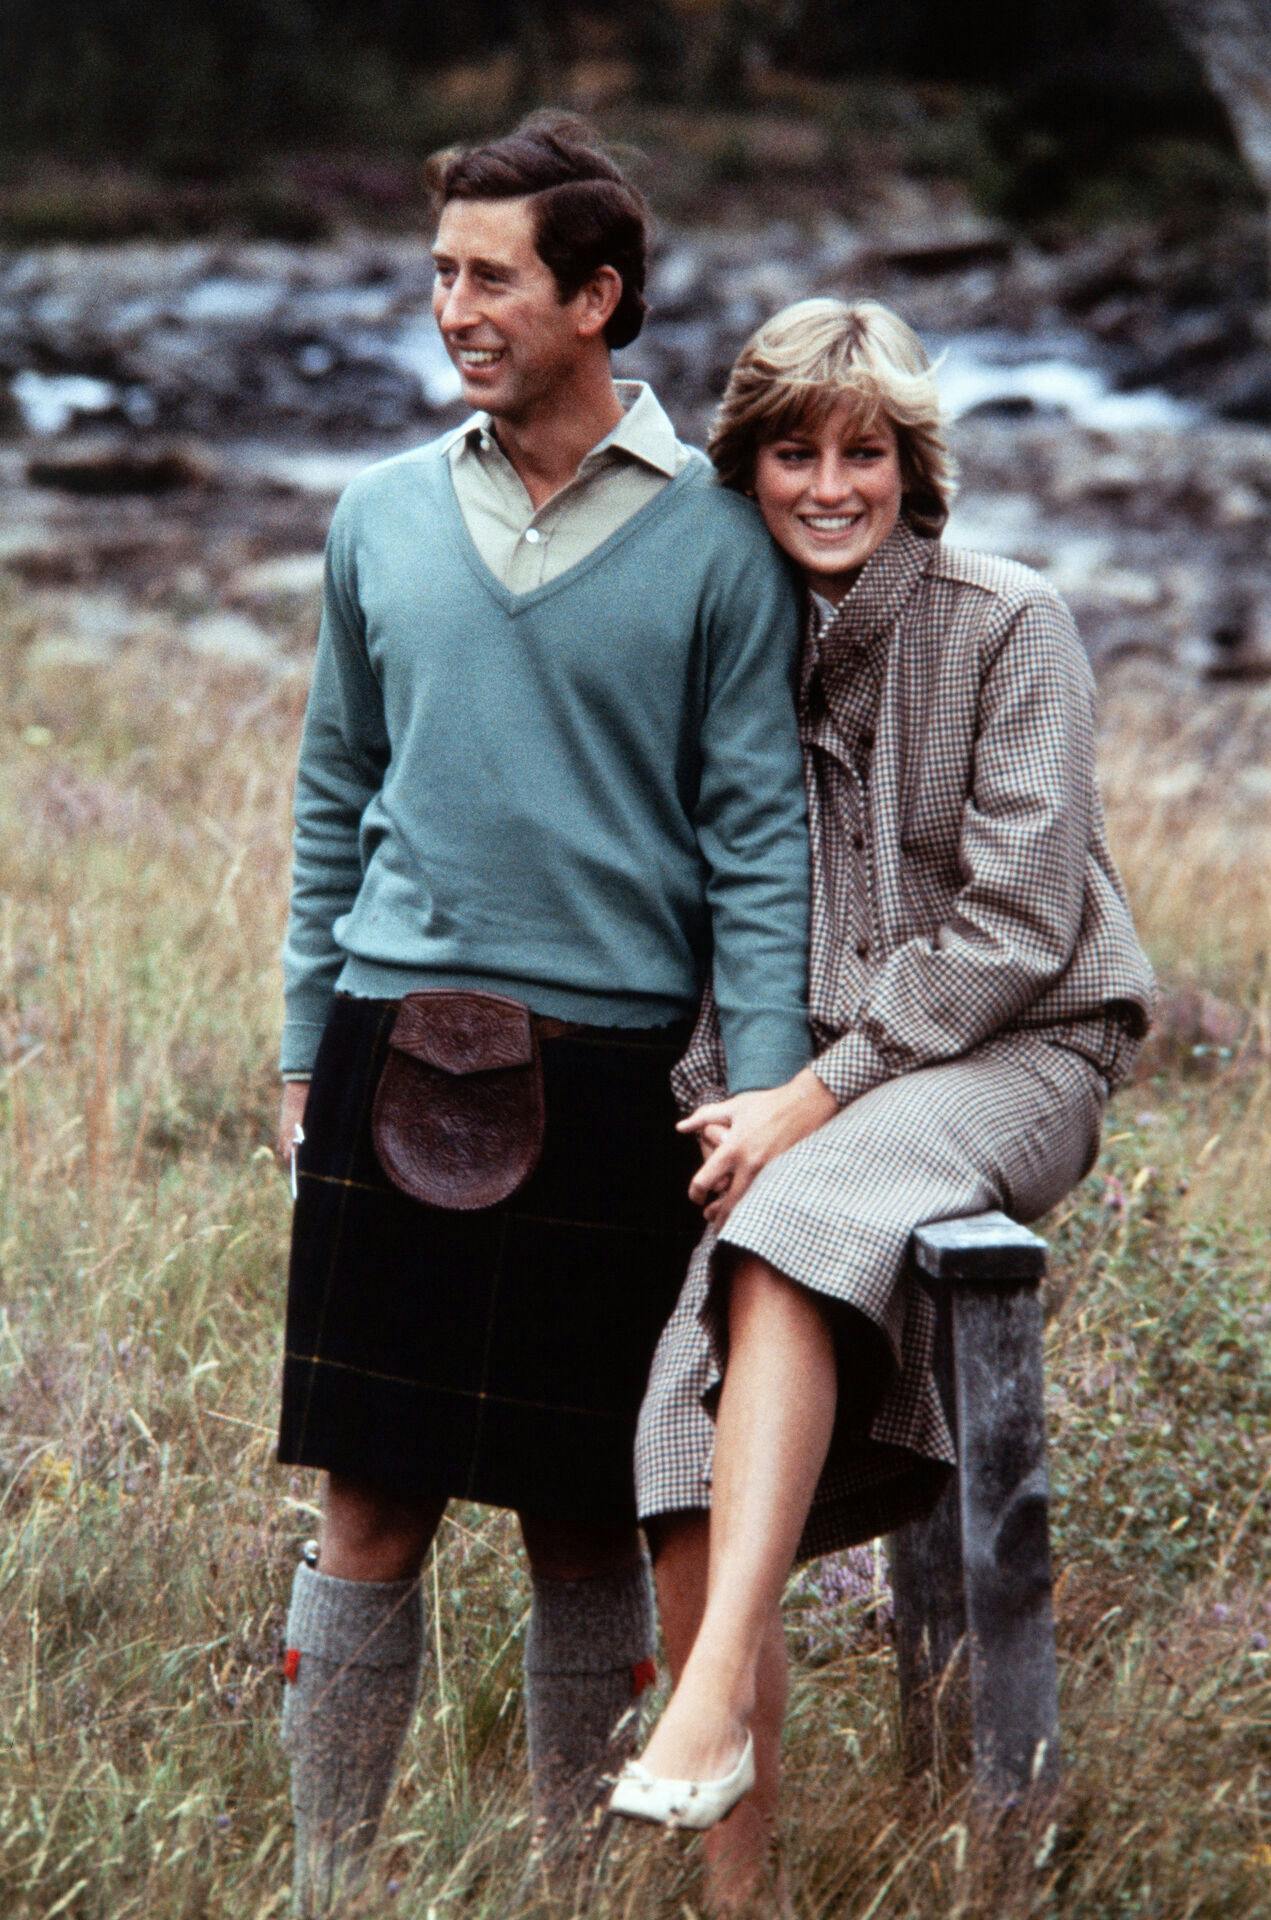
[676,1067,839,1227]
[276,1080,311,1171]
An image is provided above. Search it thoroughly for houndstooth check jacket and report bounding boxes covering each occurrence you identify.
[673,517,1155,1110]
[639,516,1154,1556]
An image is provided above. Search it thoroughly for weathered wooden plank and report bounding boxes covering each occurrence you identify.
[952,1283,1061,1797]
[892,1212,1060,1801]
[889,1477,967,1776]
[888,1269,966,1775]
[912,1210,1047,1287]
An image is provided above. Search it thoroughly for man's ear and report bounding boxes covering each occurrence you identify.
[575,264,623,340]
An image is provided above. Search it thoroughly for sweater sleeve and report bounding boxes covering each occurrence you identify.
[280,487,391,1074]
[694,524,811,1092]
[812,587,1094,1104]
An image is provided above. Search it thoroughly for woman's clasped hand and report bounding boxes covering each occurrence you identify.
[679,1069,840,1225]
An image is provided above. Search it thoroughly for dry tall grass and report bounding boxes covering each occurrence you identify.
[0,609,1267,1919]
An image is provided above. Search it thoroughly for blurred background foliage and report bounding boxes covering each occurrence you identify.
[0,0,1260,239]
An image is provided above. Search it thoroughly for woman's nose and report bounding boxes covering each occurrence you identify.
[810,457,851,503]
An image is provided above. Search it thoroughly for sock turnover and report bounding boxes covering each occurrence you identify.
[522,1555,658,1843]
[281,1562,424,1917]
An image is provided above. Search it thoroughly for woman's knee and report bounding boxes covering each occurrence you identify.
[727,1252,833,1341]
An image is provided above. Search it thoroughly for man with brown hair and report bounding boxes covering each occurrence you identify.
[273,113,810,1911]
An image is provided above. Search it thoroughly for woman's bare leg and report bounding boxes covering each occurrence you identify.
[651,1513,789,1913]
[639,1252,835,1790]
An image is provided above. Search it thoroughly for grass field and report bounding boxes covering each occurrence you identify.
[0,608,1267,1918]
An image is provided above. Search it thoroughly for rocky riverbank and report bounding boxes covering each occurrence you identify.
[3,211,1268,440]
[1,213,1268,681]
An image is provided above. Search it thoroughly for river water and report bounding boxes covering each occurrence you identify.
[1,223,1267,680]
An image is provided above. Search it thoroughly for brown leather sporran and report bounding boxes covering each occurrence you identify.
[371,990,545,1211]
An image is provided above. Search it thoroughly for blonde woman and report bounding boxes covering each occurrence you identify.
[609,299,1154,1907]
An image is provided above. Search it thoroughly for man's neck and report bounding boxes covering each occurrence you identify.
[491,366,626,511]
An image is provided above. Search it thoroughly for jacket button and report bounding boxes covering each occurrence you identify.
[853,832,865,850]
[855,941,869,959]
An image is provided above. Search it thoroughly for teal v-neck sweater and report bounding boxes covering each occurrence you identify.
[281,439,811,1090]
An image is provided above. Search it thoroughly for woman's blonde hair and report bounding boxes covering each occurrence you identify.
[708,297,956,536]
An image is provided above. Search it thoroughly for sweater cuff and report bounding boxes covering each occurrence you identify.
[722,1011,812,1094]
[279,1014,329,1078]
[809,1030,890,1106]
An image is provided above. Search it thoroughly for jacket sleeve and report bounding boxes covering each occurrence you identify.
[813,587,1094,1104]
[694,523,812,1092]
[280,488,390,1074]
[670,983,730,1115]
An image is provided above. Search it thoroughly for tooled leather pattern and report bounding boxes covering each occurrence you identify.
[388,990,533,1075]
[372,992,544,1211]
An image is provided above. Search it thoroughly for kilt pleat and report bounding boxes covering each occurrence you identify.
[636,1034,1107,1560]
[278,994,701,1524]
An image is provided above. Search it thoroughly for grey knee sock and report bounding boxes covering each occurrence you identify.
[281,1562,424,1917]
[523,1556,657,1843]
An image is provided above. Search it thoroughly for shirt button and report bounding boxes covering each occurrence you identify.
[523,527,542,544]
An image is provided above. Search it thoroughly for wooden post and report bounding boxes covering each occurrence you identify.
[887,1278,966,1778]
[891,1211,1060,1802]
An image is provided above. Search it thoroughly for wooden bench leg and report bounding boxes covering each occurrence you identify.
[888,1284,966,1778]
[890,1211,1061,1802]
[953,1282,1060,1799]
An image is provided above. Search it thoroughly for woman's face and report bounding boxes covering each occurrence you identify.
[752,401,904,602]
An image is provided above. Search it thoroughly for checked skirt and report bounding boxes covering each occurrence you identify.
[636,1033,1107,1560]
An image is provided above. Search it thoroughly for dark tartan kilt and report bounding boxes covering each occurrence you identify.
[277,993,701,1524]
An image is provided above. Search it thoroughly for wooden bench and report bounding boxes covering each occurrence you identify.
[887,1211,1060,1804]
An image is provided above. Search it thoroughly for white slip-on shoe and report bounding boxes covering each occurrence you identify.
[608,1731,756,1831]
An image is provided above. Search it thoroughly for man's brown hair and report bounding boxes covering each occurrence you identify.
[426,112,651,350]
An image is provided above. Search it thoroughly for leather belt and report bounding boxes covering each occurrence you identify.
[534,1015,594,1040]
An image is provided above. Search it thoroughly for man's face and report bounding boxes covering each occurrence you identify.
[431,196,589,428]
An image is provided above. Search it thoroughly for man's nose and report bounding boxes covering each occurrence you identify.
[436,275,476,332]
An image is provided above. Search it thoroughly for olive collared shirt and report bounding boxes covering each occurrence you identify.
[441,379,693,589]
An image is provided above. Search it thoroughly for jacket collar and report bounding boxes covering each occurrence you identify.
[815,518,937,658]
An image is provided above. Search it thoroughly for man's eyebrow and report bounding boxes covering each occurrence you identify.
[429,249,516,276]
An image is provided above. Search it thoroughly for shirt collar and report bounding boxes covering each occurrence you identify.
[439,412,495,461]
[441,381,681,480]
[583,380,682,477]
[808,588,837,632]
